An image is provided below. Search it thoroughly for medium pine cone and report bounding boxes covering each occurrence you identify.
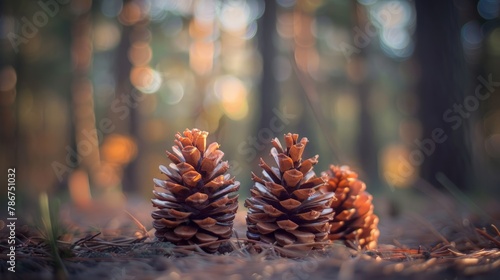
[320,165,379,249]
[151,128,240,252]
[245,133,335,249]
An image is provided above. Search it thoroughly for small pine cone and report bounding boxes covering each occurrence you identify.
[245,133,335,250]
[151,128,240,253]
[320,165,379,249]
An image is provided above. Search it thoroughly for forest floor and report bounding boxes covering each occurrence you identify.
[1,192,500,280]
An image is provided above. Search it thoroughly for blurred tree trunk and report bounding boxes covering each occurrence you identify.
[415,1,470,189]
[71,1,97,171]
[257,0,279,133]
[353,3,379,186]
[113,19,135,192]
[111,0,148,193]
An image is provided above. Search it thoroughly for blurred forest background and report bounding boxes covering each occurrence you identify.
[0,0,499,218]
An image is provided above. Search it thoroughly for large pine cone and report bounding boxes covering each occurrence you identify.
[151,128,240,252]
[320,165,379,249]
[245,133,335,249]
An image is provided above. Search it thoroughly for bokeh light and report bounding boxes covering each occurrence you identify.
[370,0,415,59]
[214,75,249,120]
[101,0,123,18]
[487,27,500,55]
[148,0,167,22]
[130,66,162,94]
[101,134,138,165]
[128,42,153,66]
[68,169,92,209]
[218,1,251,33]
[477,0,500,20]
[194,0,216,23]
[161,80,185,105]
[163,0,193,15]
[380,144,417,188]
[189,41,215,76]
[382,28,410,50]
[94,21,121,51]
[277,12,294,39]
[118,1,144,26]
[243,21,258,39]
[277,0,296,8]
[462,21,483,50]
[161,16,184,37]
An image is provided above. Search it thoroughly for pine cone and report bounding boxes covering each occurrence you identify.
[245,133,335,249]
[320,165,379,249]
[151,128,240,252]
